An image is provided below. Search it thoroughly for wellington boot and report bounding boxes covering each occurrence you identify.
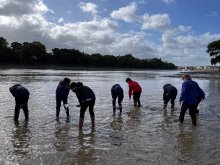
[79,118,84,130]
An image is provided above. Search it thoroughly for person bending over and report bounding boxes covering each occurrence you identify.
[111,84,124,113]
[70,82,96,130]
[9,84,30,122]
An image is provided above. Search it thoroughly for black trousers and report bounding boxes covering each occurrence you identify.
[56,97,68,110]
[164,95,176,105]
[133,92,141,106]
[179,103,197,125]
[112,94,124,108]
[80,99,95,118]
[14,96,29,121]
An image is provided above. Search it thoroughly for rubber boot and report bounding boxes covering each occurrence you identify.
[56,109,60,121]
[79,118,84,130]
[192,116,197,125]
[65,108,70,122]
[119,105,122,113]
[91,115,95,130]
[164,104,167,109]
[113,106,116,114]
[137,99,141,107]
[134,100,137,106]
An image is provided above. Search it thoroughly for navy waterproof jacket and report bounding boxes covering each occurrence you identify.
[56,81,70,100]
[179,80,205,105]
[74,86,95,104]
[9,84,30,98]
[111,84,123,98]
[163,84,177,100]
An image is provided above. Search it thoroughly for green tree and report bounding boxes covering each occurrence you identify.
[207,39,220,65]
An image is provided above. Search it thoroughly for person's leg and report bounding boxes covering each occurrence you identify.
[22,96,29,121]
[133,93,138,106]
[164,95,171,109]
[171,95,176,108]
[137,92,141,107]
[63,97,69,118]
[88,99,95,129]
[112,96,117,113]
[56,99,61,119]
[189,105,197,125]
[179,103,188,122]
[79,103,88,129]
[118,94,124,112]
[14,98,21,122]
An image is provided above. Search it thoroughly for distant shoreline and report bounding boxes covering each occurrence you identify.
[0,64,177,71]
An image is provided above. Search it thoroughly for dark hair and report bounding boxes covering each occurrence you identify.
[163,84,171,90]
[70,82,77,88]
[126,78,131,82]
[64,77,70,84]
[76,82,83,87]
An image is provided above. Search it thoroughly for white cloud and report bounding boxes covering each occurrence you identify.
[162,0,175,4]
[110,2,137,23]
[58,17,64,23]
[141,13,171,30]
[79,2,98,15]
[0,0,219,66]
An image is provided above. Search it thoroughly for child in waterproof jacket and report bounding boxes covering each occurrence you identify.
[179,74,205,125]
[163,84,178,109]
[111,84,124,113]
[126,78,142,107]
[9,84,30,122]
[70,82,96,130]
[56,77,70,121]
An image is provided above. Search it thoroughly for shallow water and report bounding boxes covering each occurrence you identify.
[0,69,220,165]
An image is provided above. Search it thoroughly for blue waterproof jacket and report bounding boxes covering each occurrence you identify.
[56,81,70,100]
[74,86,95,103]
[9,84,30,98]
[163,84,177,100]
[111,84,123,98]
[179,80,205,105]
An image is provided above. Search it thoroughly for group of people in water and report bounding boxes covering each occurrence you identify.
[9,73,205,130]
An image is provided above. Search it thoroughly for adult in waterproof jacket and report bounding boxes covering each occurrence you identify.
[70,82,96,130]
[179,74,205,125]
[111,84,124,113]
[126,78,142,107]
[56,77,70,121]
[163,84,178,109]
[9,84,30,122]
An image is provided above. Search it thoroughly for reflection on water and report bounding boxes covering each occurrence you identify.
[0,69,220,164]
[54,122,71,152]
[11,121,31,156]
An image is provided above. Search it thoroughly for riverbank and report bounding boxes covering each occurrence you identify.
[163,69,220,79]
[0,64,176,71]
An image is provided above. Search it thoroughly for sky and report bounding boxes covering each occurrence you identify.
[0,0,220,66]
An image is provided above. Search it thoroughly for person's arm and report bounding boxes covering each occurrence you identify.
[128,84,132,99]
[163,89,167,101]
[179,82,187,102]
[197,84,205,100]
[111,86,114,98]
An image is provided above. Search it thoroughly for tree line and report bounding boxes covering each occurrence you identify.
[0,36,176,69]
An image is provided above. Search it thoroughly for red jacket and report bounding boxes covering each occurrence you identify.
[128,80,142,98]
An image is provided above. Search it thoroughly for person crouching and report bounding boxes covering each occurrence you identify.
[70,82,96,130]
